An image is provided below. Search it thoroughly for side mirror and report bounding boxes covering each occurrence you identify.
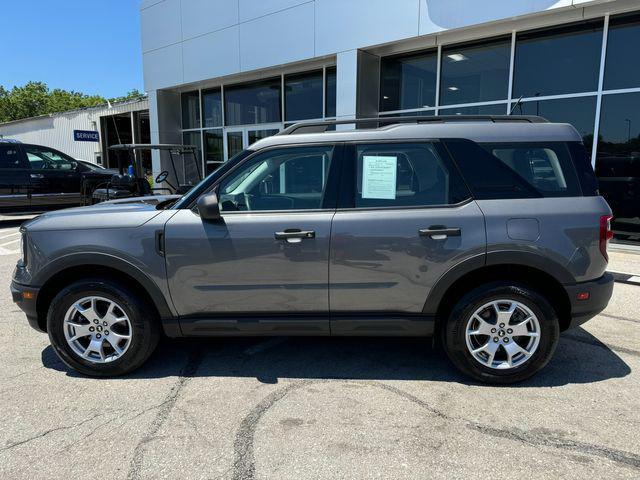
[197,192,221,221]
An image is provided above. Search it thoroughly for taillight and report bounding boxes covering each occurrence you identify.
[599,215,614,261]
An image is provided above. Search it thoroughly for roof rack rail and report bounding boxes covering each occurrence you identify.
[278,115,549,135]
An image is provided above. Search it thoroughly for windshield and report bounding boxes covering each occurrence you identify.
[172,149,254,209]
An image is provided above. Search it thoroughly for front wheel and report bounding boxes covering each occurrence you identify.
[443,283,560,384]
[47,279,160,377]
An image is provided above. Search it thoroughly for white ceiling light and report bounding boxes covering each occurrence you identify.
[447,53,468,62]
[448,86,459,91]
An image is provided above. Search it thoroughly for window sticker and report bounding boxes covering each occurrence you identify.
[361,155,398,199]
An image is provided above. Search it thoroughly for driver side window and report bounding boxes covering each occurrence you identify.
[25,146,77,171]
[218,145,333,212]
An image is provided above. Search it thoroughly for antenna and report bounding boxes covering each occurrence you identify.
[509,96,524,115]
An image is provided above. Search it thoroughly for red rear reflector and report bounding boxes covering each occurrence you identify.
[599,215,614,261]
[577,292,590,301]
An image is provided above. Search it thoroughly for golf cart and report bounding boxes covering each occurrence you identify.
[81,144,202,205]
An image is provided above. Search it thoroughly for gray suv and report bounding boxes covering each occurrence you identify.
[11,116,614,384]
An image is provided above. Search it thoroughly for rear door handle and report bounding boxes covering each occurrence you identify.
[274,229,316,242]
[30,173,44,179]
[419,226,461,240]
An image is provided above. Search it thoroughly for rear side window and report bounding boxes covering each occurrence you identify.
[444,139,582,199]
[0,145,24,169]
[353,142,470,208]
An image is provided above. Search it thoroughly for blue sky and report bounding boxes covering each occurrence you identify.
[0,0,143,98]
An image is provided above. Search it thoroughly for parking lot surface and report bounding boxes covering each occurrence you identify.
[0,218,639,479]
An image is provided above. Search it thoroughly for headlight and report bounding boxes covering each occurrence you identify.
[19,230,27,265]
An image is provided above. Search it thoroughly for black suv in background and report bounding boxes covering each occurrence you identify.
[0,141,112,214]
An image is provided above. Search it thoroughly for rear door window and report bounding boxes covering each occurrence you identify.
[444,140,582,199]
[0,145,25,169]
[351,142,470,208]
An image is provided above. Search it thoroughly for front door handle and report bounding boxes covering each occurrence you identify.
[274,229,316,242]
[419,226,461,240]
[30,173,44,179]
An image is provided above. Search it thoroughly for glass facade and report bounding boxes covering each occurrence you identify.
[380,51,438,111]
[181,91,200,129]
[514,22,603,98]
[224,78,281,126]
[377,14,640,244]
[285,71,323,121]
[440,39,511,105]
[325,67,337,118]
[202,88,223,128]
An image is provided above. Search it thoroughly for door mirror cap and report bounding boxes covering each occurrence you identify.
[197,192,221,221]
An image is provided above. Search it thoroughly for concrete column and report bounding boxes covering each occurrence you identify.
[336,50,358,121]
[148,89,182,181]
[335,49,381,126]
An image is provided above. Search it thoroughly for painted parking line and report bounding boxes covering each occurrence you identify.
[0,238,20,248]
[609,270,640,286]
[0,231,20,240]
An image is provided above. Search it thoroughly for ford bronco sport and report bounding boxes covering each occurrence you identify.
[11,116,614,384]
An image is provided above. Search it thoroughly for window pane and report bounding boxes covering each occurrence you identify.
[0,146,22,169]
[514,22,603,98]
[202,89,223,128]
[218,146,333,211]
[596,92,640,241]
[182,91,200,129]
[380,51,437,112]
[512,96,597,151]
[25,147,76,170]
[438,103,507,115]
[604,14,640,90]
[226,131,244,159]
[204,129,223,165]
[445,140,582,199]
[354,143,469,208]
[224,78,281,126]
[285,71,323,121]
[248,129,279,145]
[182,131,202,184]
[325,67,337,117]
[440,39,510,105]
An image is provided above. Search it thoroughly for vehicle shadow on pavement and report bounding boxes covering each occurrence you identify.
[41,327,630,387]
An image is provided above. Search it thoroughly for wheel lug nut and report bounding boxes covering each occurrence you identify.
[105,331,109,335]
[507,328,513,334]
[493,337,499,342]
[96,333,102,339]
[103,321,108,326]
[491,328,497,333]
[93,319,99,324]
[503,337,509,343]
[89,327,95,332]
[499,323,505,328]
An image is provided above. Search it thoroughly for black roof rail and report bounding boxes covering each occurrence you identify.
[277,115,549,135]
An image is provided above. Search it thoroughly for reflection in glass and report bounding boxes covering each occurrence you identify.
[204,129,223,165]
[440,39,510,105]
[325,67,337,118]
[512,96,597,151]
[202,89,223,128]
[597,92,640,243]
[225,78,281,126]
[514,22,603,98]
[248,129,279,145]
[604,14,640,90]
[182,131,202,185]
[285,71,323,121]
[181,91,200,129]
[227,131,244,160]
[439,103,507,116]
[380,51,437,112]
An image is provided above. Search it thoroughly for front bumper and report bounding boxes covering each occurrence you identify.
[564,273,614,329]
[11,281,43,332]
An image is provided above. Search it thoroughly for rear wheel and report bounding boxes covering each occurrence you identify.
[443,283,559,384]
[47,279,160,376]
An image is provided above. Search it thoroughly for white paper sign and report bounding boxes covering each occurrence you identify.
[362,155,398,200]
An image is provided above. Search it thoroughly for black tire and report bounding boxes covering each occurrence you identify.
[47,278,160,377]
[443,282,559,384]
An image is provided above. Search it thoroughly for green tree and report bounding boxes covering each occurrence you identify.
[0,82,145,123]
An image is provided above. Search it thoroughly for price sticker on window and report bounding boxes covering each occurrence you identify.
[361,155,398,199]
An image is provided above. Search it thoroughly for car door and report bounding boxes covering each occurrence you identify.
[0,143,30,213]
[164,143,340,335]
[329,141,486,334]
[24,145,82,208]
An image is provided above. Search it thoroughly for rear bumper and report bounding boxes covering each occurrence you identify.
[564,273,614,329]
[11,281,43,332]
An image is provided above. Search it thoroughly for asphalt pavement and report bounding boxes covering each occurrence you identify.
[0,217,639,479]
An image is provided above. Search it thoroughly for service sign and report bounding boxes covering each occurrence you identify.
[73,130,99,142]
